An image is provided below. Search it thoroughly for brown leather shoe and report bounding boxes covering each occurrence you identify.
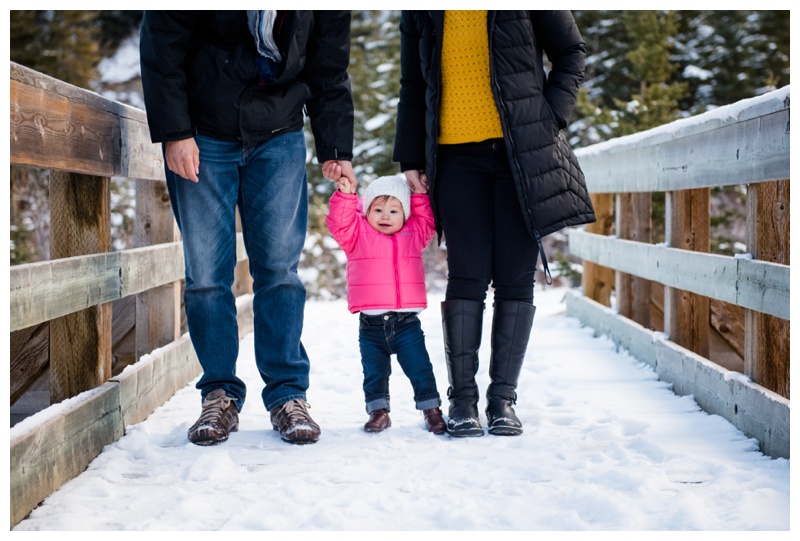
[423,407,447,435]
[188,389,239,446]
[270,399,321,444]
[364,409,391,432]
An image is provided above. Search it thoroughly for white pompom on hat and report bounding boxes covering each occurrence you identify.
[361,175,411,218]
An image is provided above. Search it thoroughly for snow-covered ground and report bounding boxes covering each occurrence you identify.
[12,288,790,531]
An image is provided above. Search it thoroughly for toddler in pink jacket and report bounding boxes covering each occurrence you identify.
[326,174,445,435]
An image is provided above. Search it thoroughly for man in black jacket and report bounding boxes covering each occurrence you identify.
[140,11,355,446]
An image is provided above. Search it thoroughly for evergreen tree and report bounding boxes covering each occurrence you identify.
[615,10,688,134]
[575,11,688,140]
[10,10,102,89]
[674,11,790,111]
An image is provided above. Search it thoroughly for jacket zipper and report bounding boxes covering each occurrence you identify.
[487,11,552,285]
[393,235,402,307]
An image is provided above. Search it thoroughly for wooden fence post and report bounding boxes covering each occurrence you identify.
[745,180,790,398]
[135,180,181,361]
[616,192,651,327]
[49,172,112,403]
[582,193,614,306]
[664,188,711,358]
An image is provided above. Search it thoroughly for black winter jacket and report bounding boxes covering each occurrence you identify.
[393,10,595,244]
[140,11,353,161]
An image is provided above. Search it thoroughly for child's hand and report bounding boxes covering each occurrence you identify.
[323,160,357,194]
[336,177,355,194]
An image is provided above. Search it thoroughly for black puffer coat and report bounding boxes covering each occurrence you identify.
[140,11,353,161]
[393,10,595,244]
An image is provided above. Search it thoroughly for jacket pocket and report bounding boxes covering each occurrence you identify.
[542,100,561,137]
[555,131,585,188]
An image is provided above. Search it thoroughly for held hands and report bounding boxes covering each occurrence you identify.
[323,159,357,194]
[404,169,429,194]
[165,138,200,182]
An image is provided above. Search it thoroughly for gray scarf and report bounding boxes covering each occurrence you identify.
[247,10,282,63]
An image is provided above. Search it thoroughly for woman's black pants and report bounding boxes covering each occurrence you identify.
[435,139,539,304]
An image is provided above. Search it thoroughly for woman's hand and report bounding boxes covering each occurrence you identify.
[404,169,428,194]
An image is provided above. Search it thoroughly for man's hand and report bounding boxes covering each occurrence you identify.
[323,160,357,191]
[404,169,428,194]
[165,138,200,182]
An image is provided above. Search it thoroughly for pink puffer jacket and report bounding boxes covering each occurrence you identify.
[326,190,435,314]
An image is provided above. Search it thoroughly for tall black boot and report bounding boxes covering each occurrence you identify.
[441,299,485,437]
[486,300,536,436]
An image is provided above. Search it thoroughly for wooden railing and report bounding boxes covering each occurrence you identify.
[566,86,790,460]
[9,62,254,527]
[7,62,790,526]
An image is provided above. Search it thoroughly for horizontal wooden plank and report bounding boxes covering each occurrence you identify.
[10,382,124,528]
[11,62,144,120]
[568,230,789,320]
[10,61,163,180]
[10,252,122,331]
[115,335,200,427]
[121,115,165,181]
[564,290,790,459]
[10,234,249,331]
[119,242,185,298]
[11,78,121,176]
[10,323,49,404]
[575,86,790,193]
[9,296,254,528]
[114,294,253,426]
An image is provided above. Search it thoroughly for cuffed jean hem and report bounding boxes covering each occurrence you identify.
[265,392,308,412]
[415,397,442,411]
[365,398,391,414]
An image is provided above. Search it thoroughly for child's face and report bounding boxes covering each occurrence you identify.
[367,196,405,236]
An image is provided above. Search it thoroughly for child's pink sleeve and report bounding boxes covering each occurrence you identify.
[325,190,361,254]
[408,193,436,247]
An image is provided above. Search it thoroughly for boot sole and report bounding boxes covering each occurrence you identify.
[488,426,522,436]
[447,427,485,437]
[189,435,228,446]
[272,424,320,444]
[364,422,391,433]
[188,422,238,446]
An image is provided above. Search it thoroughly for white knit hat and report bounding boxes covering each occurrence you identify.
[361,175,411,218]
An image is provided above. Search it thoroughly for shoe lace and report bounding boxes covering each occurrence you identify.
[198,395,233,425]
[280,399,311,423]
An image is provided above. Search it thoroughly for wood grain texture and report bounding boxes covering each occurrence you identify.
[582,193,614,306]
[10,62,163,180]
[49,171,112,403]
[745,180,790,398]
[576,88,790,194]
[569,230,789,320]
[665,188,711,357]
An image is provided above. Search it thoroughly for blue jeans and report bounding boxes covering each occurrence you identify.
[358,312,441,413]
[164,130,310,412]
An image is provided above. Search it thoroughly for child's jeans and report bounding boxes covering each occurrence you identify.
[358,311,441,414]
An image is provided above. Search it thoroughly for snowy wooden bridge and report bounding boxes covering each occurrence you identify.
[8,62,790,528]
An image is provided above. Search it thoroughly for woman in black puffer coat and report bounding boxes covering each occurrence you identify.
[393,11,595,437]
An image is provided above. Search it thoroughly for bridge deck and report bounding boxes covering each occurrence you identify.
[12,288,789,531]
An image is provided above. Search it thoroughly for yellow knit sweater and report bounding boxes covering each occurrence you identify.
[438,11,504,145]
